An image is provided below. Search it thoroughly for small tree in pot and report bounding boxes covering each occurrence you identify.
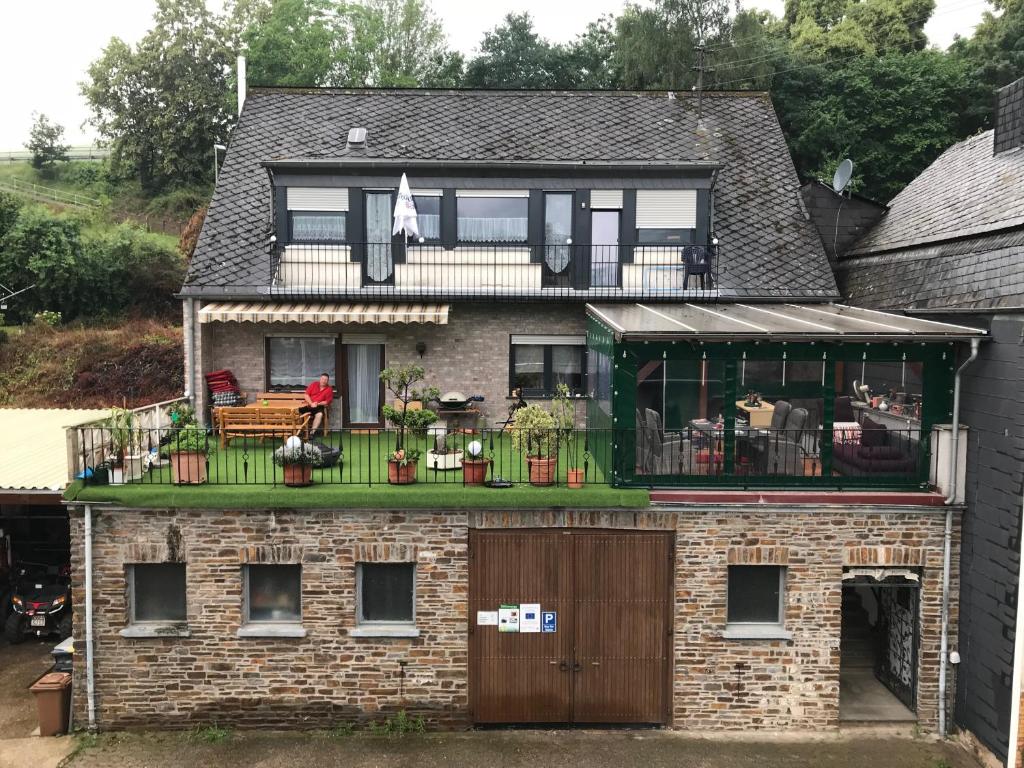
[105,407,143,484]
[511,404,561,486]
[167,426,211,484]
[380,364,438,485]
[551,384,583,488]
[273,438,323,487]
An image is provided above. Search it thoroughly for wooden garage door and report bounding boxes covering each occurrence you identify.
[469,529,673,724]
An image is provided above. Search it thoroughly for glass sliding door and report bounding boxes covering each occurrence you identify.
[591,210,620,288]
[345,343,383,426]
[365,191,394,284]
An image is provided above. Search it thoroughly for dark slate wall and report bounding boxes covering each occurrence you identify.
[995,77,1024,155]
[799,181,887,260]
[952,313,1024,762]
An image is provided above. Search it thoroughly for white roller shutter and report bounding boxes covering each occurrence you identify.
[287,187,350,211]
[636,189,697,228]
[590,190,623,209]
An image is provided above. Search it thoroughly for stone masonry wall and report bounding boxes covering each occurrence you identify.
[70,504,956,732]
[198,302,586,427]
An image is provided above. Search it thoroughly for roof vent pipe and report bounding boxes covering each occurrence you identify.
[237,55,247,116]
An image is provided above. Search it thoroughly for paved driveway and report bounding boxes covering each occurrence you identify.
[70,729,983,768]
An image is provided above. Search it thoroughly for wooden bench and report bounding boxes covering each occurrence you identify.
[215,407,310,448]
[255,392,332,437]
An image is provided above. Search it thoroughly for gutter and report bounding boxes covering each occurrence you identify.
[938,336,980,738]
[261,158,725,173]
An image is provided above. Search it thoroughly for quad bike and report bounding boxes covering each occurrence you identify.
[4,562,72,644]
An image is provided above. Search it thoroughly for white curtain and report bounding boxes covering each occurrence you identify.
[269,337,335,388]
[347,344,381,424]
[365,193,393,282]
[457,217,528,242]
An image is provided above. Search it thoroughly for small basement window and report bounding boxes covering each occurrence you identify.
[351,562,418,637]
[238,564,305,638]
[122,563,188,637]
[725,565,789,639]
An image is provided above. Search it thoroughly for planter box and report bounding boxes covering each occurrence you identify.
[110,453,144,485]
[388,460,418,485]
[426,450,462,471]
[282,464,313,487]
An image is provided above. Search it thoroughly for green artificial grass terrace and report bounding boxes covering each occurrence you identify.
[65,431,648,509]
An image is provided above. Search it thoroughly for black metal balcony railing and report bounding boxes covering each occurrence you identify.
[71,423,927,490]
[267,242,719,301]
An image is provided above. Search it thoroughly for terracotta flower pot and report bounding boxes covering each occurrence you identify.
[282,463,313,487]
[462,458,491,486]
[567,468,584,489]
[170,451,207,485]
[388,459,418,485]
[528,455,558,487]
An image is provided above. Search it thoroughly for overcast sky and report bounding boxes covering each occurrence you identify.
[0,0,992,149]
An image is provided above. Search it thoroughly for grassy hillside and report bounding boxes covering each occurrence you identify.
[0,160,208,236]
[0,319,183,408]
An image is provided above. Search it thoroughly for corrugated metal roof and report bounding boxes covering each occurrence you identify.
[198,302,449,324]
[586,303,987,341]
[0,409,109,492]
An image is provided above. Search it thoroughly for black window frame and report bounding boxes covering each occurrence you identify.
[357,562,416,625]
[412,194,442,244]
[128,563,187,625]
[726,565,786,627]
[635,227,697,245]
[242,564,302,625]
[456,194,530,245]
[509,341,587,398]
[288,210,348,244]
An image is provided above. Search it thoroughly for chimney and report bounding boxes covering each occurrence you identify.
[237,55,247,116]
[994,76,1023,155]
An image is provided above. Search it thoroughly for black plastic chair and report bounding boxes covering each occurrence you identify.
[681,246,712,290]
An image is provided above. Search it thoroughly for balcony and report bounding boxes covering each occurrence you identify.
[268,242,718,301]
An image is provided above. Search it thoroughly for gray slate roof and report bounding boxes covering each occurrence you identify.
[184,88,837,299]
[841,129,1024,311]
[850,130,1024,256]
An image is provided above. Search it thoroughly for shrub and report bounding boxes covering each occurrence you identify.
[34,310,62,327]
[510,404,559,457]
[167,426,211,455]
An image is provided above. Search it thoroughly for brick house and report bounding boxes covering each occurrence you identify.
[835,77,1024,766]
[67,85,987,735]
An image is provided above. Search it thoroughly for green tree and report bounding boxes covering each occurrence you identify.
[347,0,457,86]
[243,0,347,86]
[772,50,975,201]
[81,0,235,193]
[463,12,563,88]
[0,192,21,243]
[25,114,70,172]
[951,0,1024,128]
[566,16,622,89]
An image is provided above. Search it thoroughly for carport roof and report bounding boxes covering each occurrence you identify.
[586,303,987,342]
[0,409,108,493]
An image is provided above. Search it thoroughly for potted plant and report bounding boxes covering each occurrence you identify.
[388,447,421,484]
[511,403,560,486]
[105,407,143,484]
[273,439,324,487]
[380,365,438,485]
[552,384,584,488]
[167,426,211,484]
[461,439,491,486]
[426,431,463,471]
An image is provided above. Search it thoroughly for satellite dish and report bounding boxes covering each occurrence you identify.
[832,158,854,194]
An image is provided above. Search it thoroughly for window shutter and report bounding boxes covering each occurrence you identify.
[635,190,697,228]
[287,187,350,211]
[590,190,623,209]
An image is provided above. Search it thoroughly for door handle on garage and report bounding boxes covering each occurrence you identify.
[558,660,569,672]
[572,661,582,672]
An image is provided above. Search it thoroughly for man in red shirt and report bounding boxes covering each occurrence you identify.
[299,373,334,435]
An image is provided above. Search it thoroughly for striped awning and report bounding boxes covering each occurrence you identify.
[198,302,449,325]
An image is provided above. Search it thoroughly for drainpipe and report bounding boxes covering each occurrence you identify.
[183,298,195,406]
[84,503,97,732]
[1007,487,1024,768]
[939,336,980,738]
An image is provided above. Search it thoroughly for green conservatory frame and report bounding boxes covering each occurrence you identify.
[586,315,960,490]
